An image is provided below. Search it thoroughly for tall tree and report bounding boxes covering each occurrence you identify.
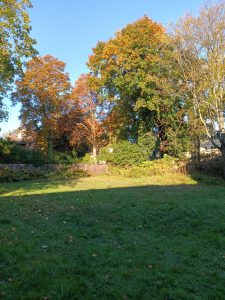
[88,16,185,154]
[69,74,107,163]
[0,0,37,122]
[172,2,225,176]
[12,55,71,160]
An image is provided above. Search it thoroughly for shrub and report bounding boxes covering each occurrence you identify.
[52,150,78,164]
[99,141,147,166]
[166,128,191,159]
[51,167,90,179]
[108,155,178,177]
[198,156,222,176]
[78,153,96,164]
[192,173,225,185]
[0,166,90,183]
[0,139,47,165]
[137,132,156,158]
[0,168,48,183]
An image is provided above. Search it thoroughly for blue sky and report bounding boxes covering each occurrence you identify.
[1,0,206,135]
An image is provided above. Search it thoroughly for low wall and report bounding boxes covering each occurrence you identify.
[70,164,108,175]
[0,163,108,175]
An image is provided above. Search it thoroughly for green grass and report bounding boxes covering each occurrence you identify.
[1,174,225,299]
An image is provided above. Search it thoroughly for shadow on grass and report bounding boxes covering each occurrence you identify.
[0,173,224,198]
[0,169,225,197]
[1,180,225,299]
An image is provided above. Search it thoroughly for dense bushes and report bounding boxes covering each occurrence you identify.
[51,168,90,179]
[78,153,96,164]
[0,139,47,165]
[0,139,81,165]
[137,132,156,158]
[108,155,179,177]
[0,168,48,182]
[197,156,222,177]
[52,150,78,164]
[0,167,90,183]
[99,141,150,166]
[166,128,191,159]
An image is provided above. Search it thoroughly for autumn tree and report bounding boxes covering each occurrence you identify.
[12,55,71,160]
[88,16,186,155]
[69,74,107,163]
[172,2,225,176]
[103,102,131,143]
[0,0,37,123]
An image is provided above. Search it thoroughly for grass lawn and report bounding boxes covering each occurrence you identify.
[1,174,225,299]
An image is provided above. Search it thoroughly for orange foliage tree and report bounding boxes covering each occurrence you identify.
[87,16,188,156]
[69,74,108,163]
[88,16,169,141]
[12,55,71,159]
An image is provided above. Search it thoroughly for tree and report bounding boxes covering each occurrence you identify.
[172,2,225,176]
[88,16,186,154]
[0,0,37,122]
[69,74,107,163]
[12,55,71,160]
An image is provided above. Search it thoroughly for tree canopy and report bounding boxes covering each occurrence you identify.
[69,74,108,162]
[12,55,71,159]
[0,0,37,122]
[171,1,225,174]
[88,16,189,155]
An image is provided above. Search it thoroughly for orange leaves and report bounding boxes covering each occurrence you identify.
[88,16,168,99]
[87,15,179,145]
[69,74,107,155]
[13,55,72,152]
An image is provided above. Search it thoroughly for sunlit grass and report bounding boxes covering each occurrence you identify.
[0,173,196,197]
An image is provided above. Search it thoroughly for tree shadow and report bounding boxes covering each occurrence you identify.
[1,171,224,199]
[1,183,225,297]
[1,181,225,299]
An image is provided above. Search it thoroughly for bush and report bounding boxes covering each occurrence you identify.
[52,150,78,164]
[79,153,96,164]
[108,155,179,177]
[0,166,90,183]
[192,173,225,185]
[51,167,90,179]
[137,131,156,158]
[99,141,148,166]
[166,128,191,159]
[0,139,47,165]
[0,168,48,182]
[198,156,222,176]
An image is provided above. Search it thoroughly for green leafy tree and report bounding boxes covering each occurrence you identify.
[171,2,225,175]
[0,0,37,122]
[88,16,185,155]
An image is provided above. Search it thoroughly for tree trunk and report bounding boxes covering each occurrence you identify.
[221,145,225,180]
[220,133,225,180]
[92,145,97,164]
[47,133,53,161]
[221,147,225,180]
[196,137,201,163]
